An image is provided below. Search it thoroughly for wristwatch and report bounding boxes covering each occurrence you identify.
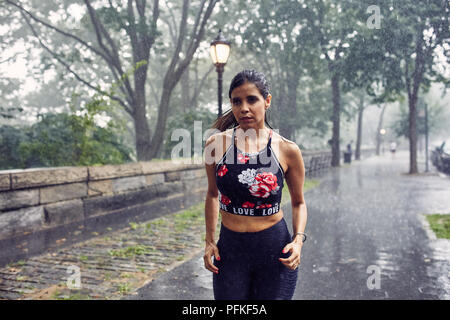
[292,232,307,243]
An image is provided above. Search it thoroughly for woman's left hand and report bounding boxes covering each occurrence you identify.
[279,241,303,270]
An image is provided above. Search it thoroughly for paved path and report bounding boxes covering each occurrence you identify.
[0,203,208,300]
[127,151,450,300]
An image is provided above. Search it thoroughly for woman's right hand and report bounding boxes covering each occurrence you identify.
[203,241,220,274]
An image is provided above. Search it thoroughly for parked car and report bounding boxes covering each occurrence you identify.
[431,141,444,166]
[431,140,450,173]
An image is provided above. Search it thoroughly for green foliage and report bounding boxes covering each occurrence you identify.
[0,125,26,170]
[390,97,445,138]
[353,0,449,100]
[0,93,132,170]
[1,0,448,160]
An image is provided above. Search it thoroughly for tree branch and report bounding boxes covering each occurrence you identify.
[5,0,136,112]
[84,0,136,108]
[163,0,178,40]
[186,0,206,54]
[160,16,177,45]
[5,0,112,65]
[166,0,189,81]
[179,0,219,73]
[190,64,214,107]
[0,52,23,64]
[84,0,121,60]
[148,0,160,47]
[19,10,133,115]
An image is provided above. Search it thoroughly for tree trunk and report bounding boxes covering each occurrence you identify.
[133,51,153,160]
[408,96,419,173]
[133,104,152,161]
[375,104,387,156]
[331,73,341,167]
[149,82,174,159]
[406,27,425,174]
[355,94,364,160]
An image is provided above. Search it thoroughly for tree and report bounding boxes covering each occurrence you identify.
[344,89,370,160]
[357,0,449,173]
[300,0,372,166]
[391,95,445,141]
[225,0,333,141]
[5,0,220,161]
[0,7,25,123]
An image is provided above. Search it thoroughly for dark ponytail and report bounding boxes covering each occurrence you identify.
[211,69,273,132]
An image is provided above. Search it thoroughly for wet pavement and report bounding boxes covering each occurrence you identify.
[126,151,450,300]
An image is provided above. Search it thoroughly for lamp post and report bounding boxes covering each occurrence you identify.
[209,29,231,118]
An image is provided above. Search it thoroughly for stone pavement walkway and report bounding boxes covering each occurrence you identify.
[126,151,450,300]
[0,201,216,300]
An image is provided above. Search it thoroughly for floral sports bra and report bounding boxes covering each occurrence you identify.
[215,126,285,216]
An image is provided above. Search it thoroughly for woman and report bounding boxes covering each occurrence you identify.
[203,69,307,300]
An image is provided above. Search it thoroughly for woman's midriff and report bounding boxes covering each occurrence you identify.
[219,208,284,232]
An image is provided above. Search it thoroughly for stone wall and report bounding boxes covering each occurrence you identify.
[0,148,375,241]
[0,161,207,240]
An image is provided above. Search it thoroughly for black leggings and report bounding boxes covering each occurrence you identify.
[213,217,298,300]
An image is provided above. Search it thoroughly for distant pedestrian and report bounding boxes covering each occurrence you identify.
[203,69,308,300]
[390,141,397,158]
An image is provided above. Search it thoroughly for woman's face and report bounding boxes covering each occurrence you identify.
[229,81,272,130]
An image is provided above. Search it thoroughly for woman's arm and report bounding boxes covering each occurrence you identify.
[279,141,307,270]
[204,162,219,244]
[203,134,221,274]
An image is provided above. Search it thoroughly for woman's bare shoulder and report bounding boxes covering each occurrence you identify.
[272,131,300,151]
[272,131,302,165]
[205,128,233,148]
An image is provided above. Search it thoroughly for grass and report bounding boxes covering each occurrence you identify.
[6,260,26,268]
[108,245,155,259]
[117,283,131,295]
[280,178,320,205]
[129,222,139,230]
[304,178,320,192]
[425,214,450,239]
[173,202,204,232]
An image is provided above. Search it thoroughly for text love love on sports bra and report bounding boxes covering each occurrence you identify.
[215,126,285,216]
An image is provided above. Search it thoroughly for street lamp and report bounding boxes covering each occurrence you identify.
[209,29,231,118]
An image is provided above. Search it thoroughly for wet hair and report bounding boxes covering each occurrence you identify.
[211,69,273,131]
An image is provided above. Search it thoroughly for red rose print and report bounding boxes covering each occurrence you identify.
[248,172,279,198]
[249,183,271,198]
[237,153,250,164]
[217,164,228,177]
[220,193,231,205]
[242,201,255,208]
[254,172,278,191]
